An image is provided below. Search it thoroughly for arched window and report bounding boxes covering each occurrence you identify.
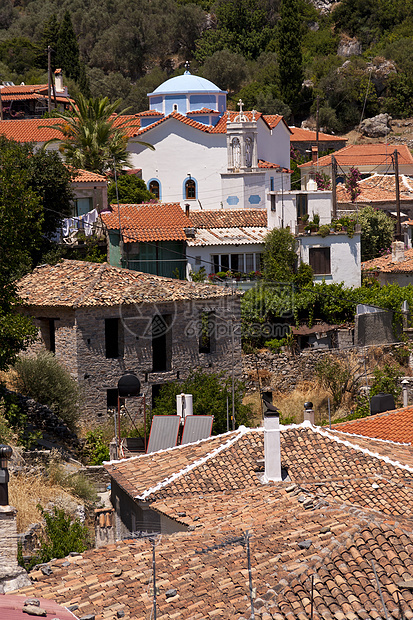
[185,179,196,199]
[245,136,253,167]
[231,137,241,169]
[149,179,160,199]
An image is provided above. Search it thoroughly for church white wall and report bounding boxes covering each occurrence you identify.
[257,120,291,174]
[221,172,266,208]
[128,119,227,210]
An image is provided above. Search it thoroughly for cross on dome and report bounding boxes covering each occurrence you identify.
[184,60,191,75]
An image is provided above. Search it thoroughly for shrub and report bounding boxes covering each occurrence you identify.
[84,430,110,465]
[13,352,80,431]
[19,505,90,571]
[48,462,97,502]
[0,389,41,448]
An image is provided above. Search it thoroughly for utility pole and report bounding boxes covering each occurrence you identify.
[331,154,337,219]
[245,531,255,620]
[151,537,157,620]
[393,149,401,238]
[315,95,319,153]
[47,46,52,114]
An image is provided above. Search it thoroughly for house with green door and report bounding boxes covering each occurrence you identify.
[100,203,193,279]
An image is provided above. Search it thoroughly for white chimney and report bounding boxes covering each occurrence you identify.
[54,68,64,93]
[263,411,282,482]
[307,178,317,191]
[303,401,315,425]
[392,240,405,263]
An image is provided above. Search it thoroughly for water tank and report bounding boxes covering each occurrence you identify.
[370,393,395,415]
[176,393,193,419]
[118,373,141,398]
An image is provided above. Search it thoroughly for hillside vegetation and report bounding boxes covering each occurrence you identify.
[1,0,413,129]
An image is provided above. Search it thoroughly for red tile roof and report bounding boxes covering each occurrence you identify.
[258,159,293,173]
[101,203,192,242]
[17,259,236,308]
[362,247,413,273]
[337,173,413,203]
[13,424,413,620]
[290,126,347,143]
[189,209,267,229]
[189,108,219,114]
[70,168,107,183]
[300,143,413,169]
[332,405,413,443]
[0,594,77,620]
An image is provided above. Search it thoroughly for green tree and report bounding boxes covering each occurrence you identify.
[13,351,81,431]
[262,227,297,282]
[37,14,60,71]
[107,174,155,204]
[0,37,39,75]
[277,0,303,106]
[358,205,394,261]
[43,94,153,174]
[201,49,247,93]
[0,138,41,370]
[55,11,81,82]
[152,370,254,435]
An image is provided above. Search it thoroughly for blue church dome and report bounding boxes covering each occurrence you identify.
[148,71,226,96]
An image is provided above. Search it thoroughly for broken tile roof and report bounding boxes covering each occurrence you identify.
[189,209,267,229]
[187,226,268,247]
[11,424,413,619]
[300,144,413,169]
[337,174,413,204]
[290,126,347,143]
[100,203,192,242]
[17,259,237,308]
[332,406,413,445]
[361,248,413,273]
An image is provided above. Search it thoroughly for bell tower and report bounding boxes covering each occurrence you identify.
[226,100,258,173]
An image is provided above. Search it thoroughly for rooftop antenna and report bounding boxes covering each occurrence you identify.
[184,60,190,74]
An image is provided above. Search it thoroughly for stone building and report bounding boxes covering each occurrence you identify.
[17,260,242,425]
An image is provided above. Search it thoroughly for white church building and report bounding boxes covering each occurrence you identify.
[128,69,292,213]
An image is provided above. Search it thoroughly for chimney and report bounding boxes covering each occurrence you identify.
[54,68,64,93]
[392,240,405,263]
[263,392,282,482]
[303,401,315,425]
[185,203,190,217]
[311,145,318,164]
[0,445,18,567]
[0,444,12,506]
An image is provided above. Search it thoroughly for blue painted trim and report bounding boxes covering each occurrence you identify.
[183,176,198,200]
[147,178,162,200]
[226,196,239,206]
[248,195,261,205]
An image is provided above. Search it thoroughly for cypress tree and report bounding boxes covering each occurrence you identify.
[276,0,303,107]
[55,11,80,81]
[37,14,60,71]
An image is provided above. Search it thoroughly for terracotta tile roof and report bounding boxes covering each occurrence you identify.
[337,173,413,203]
[135,110,291,137]
[70,168,107,183]
[362,247,413,273]
[189,209,267,229]
[300,144,413,169]
[187,226,268,247]
[258,159,293,173]
[290,126,347,143]
[100,203,192,242]
[105,425,413,517]
[332,406,413,444]
[14,426,413,620]
[0,594,77,619]
[189,108,218,114]
[17,259,237,308]
[0,118,63,142]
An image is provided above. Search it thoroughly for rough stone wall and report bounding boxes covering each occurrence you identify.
[243,343,409,393]
[22,295,242,426]
[0,507,18,567]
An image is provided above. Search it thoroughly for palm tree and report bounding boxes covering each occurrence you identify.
[43,95,153,174]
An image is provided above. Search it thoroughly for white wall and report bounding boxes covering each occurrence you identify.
[257,119,291,171]
[128,119,227,211]
[299,232,361,287]
[187,243,264,276]
[267,191,333,230]
[221,172,266,208]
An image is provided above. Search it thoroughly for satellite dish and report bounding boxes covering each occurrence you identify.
[117,373,141,398]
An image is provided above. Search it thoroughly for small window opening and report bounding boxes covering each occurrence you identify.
[107,388,118,410]
[185,179,196,199]
[199,311,214,354]
[149,180,160,199]
[173,104,178,111]
[152,314,172,372]
[105,318,120,358]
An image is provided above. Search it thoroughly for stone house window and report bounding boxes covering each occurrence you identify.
[309,247,331,275]
[39,318,56,353]
[199,311,214,354]
[152,314,172,372]
[105,318,122,358]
